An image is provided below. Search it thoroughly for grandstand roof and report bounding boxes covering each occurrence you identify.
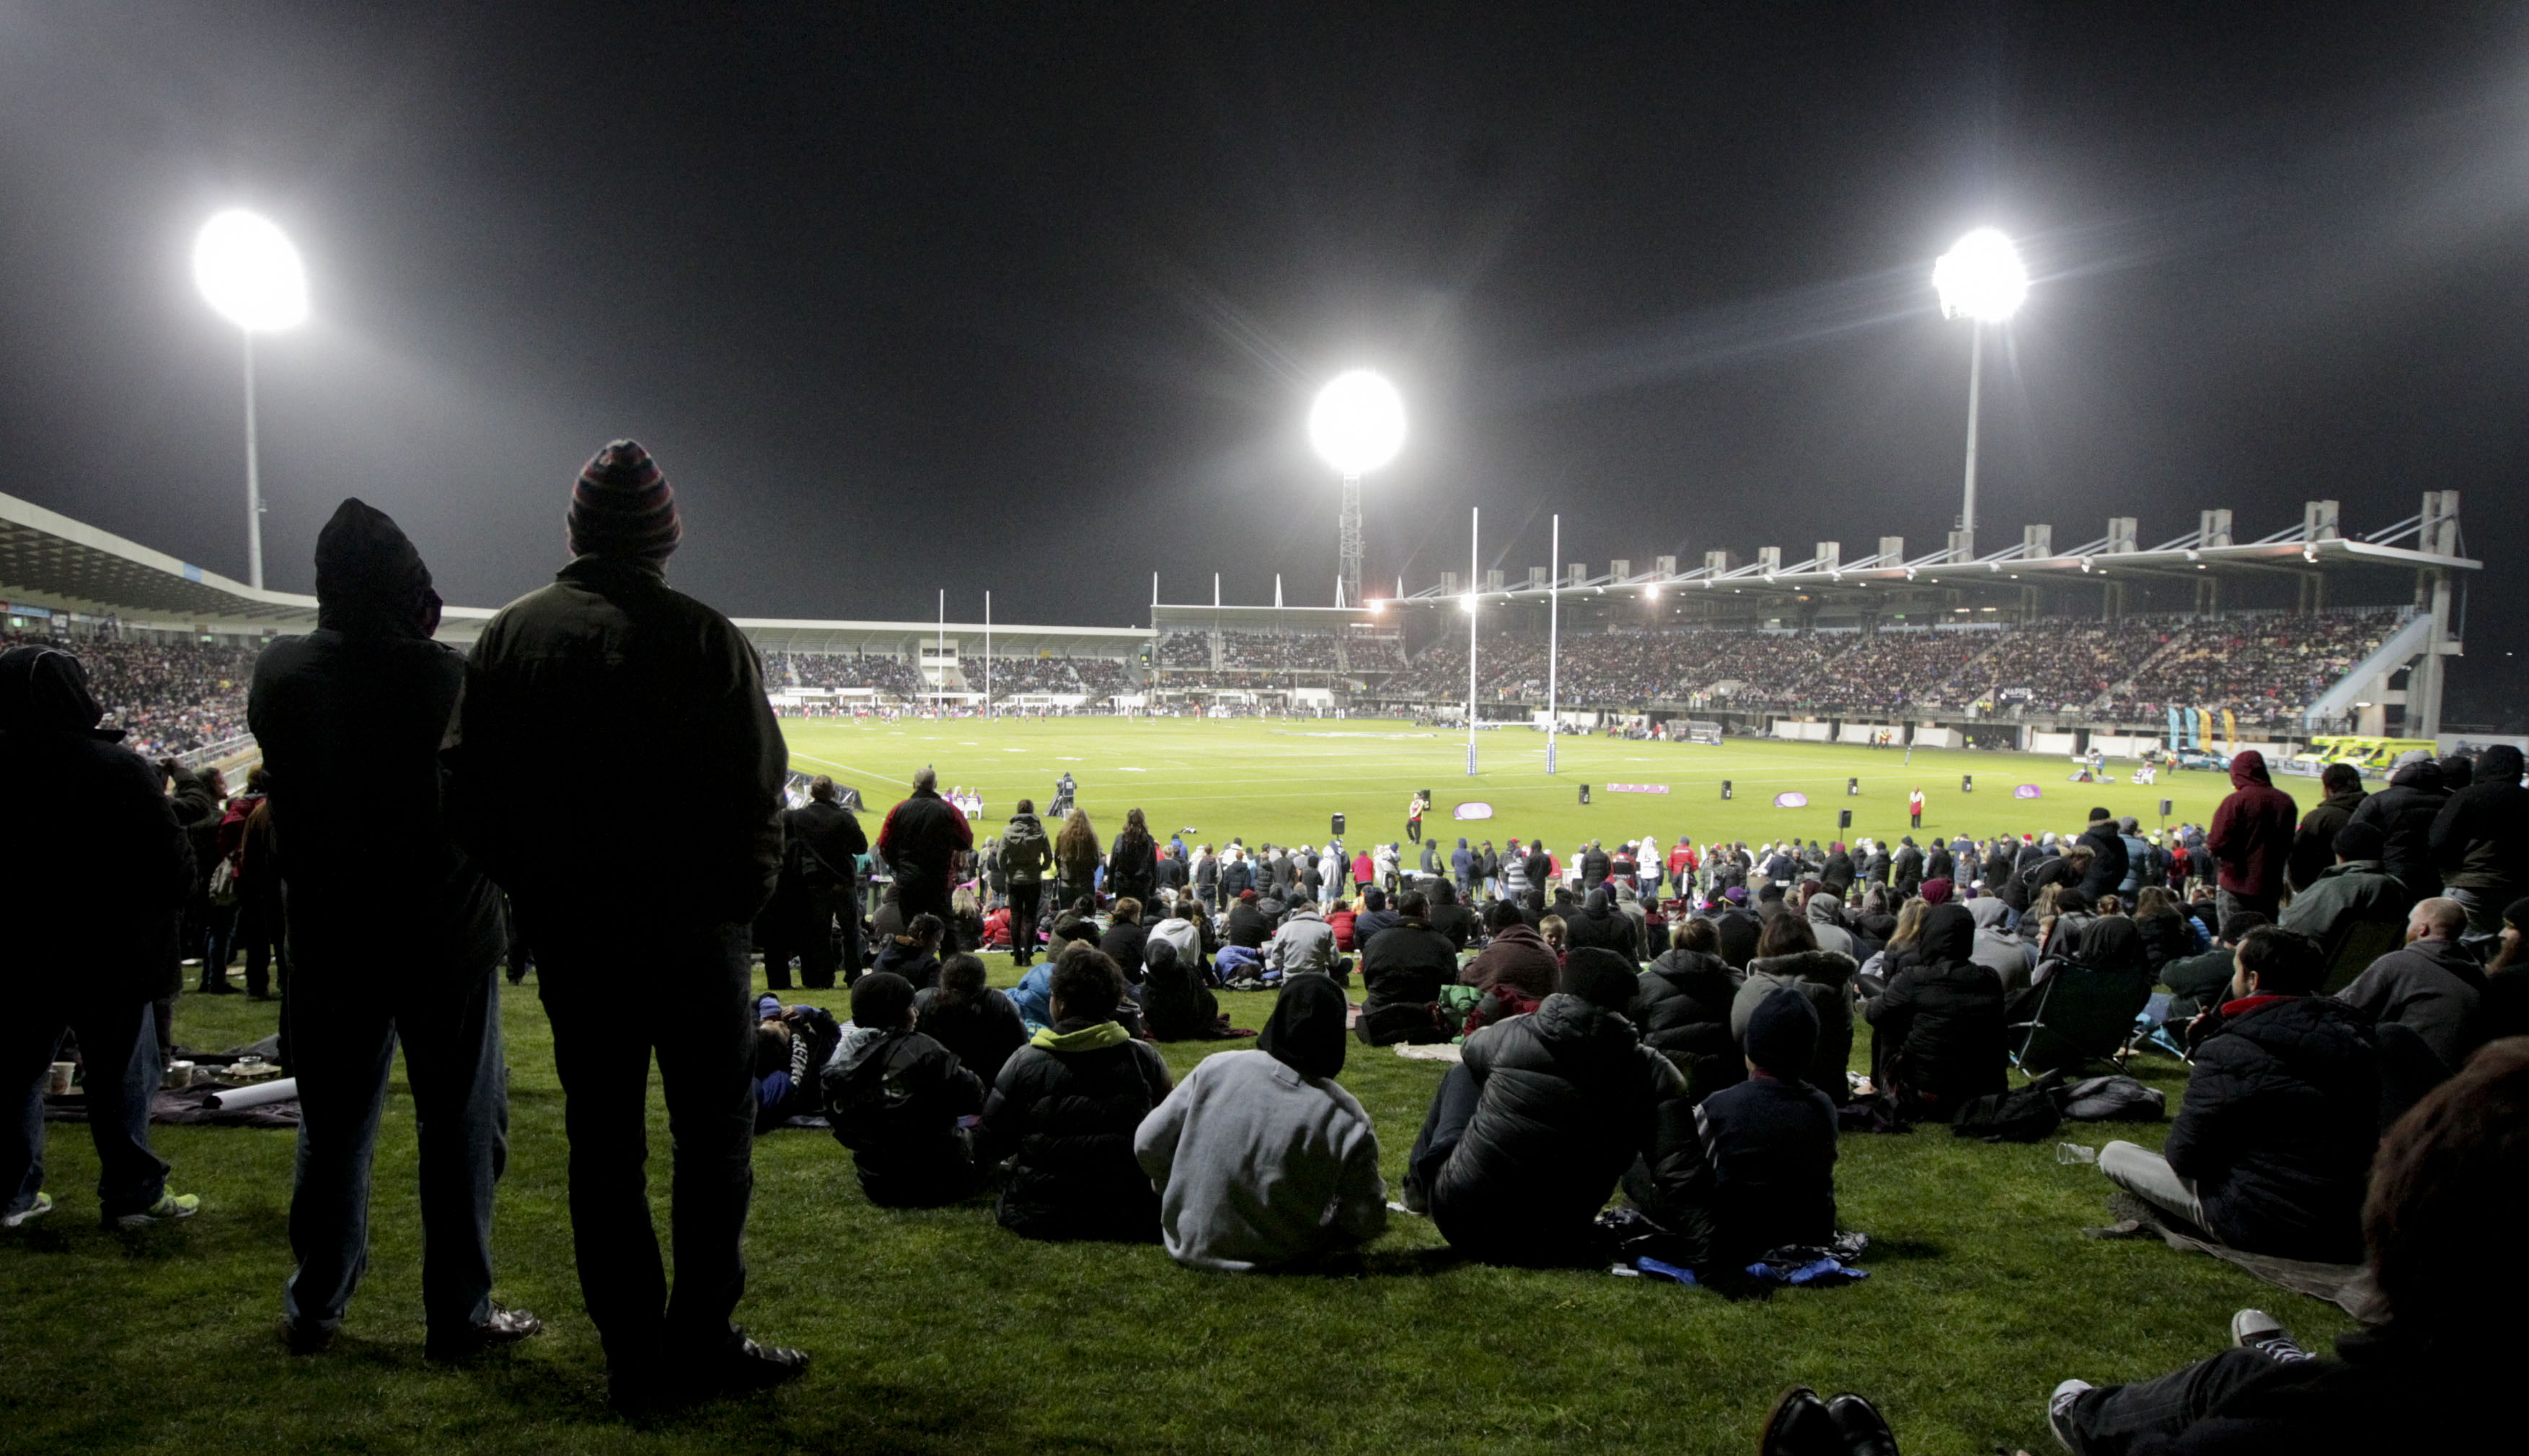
[0,490,1145,653]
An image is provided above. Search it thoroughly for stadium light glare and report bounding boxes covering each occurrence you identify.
[1460,594,1476,613]
[1933,228,2026,322]
[193,211,308,332]
[193,209,307,593]
[1309,370,1405,477]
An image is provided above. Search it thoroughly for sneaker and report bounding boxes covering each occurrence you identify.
[2048,1379,2093,1453]
[3,1192,51,1229]
[109,1192,200,1228]
[2229,1307,2310,1363]
[426,1305,544,1361]
[696,1332,808,1395]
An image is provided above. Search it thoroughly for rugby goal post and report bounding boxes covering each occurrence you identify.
[1682,720,1724,746]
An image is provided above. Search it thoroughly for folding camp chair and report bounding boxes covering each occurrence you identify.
[2121,991,2191,1064]
[2008,960,2157,1076]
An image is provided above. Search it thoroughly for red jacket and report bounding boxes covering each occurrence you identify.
[2207,751,2298,899]
[1328,909,1359,951]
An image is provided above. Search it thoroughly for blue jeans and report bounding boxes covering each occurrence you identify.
[282,957,506,1339]
[4,995,167,1219]
[526,912,757,1375]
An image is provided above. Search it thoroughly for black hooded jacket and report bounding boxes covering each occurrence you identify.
[1633,948,1747,1103]
[1356,917,1459,1044]
[824,1025,987,1206]
[1428,992,1701,1262]
[250,499,503,981]
[979,1019,1173,1240]
[2165,993,2380,1262]
[2075,820,2129,903]
[2430,743,2529,897]
[2349,758,2450,902]
[0,646,193,1004]
[1257,971,1347,1078]
[1863,904,2007,1116]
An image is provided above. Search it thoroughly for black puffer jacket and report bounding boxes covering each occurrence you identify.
[979,1021,1173,1240]
[913,986,1030,1087]
[824,1027,986,1207]
[2349,758,2449,903]
[1731,950,1860,1095]
[1564,892,1640,963]
[1863,905,2005,1118]
[1633,949,1745,1103]
[1357,917,1458,1044]
[2430,744,2529,901]
[2164,994,2379,1262]
[1429,993,1700,1261]
[2075,821,2129,903]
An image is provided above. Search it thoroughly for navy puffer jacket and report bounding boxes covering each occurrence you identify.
[2163,994,2379,1262]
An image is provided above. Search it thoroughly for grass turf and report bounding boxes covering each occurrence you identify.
[1,725,2340,1455]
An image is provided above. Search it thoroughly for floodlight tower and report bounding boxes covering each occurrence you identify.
[1309,370,1405,608]
[193,211,309,591]
[1932,228,2026,562]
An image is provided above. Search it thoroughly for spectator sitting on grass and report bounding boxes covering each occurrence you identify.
[1863,903,2007,1123]
[1351,886,1401,947]
[871,912,945,991]
[1357,891,1460,1046]
[1692,987,1840,1265]
[979,949,1174,1241]
[1224,888,1273,948]
[1134,973,1385,1271]
[1140,940,1235,1043]
[1464,899,1558,1002]
[1099,898,1150,985]
[2046,1036,2529,1455]
[1426,877,1480,950]
[823,972,987,1208]
[1632,915,1745,1105]
[2334,896,2487,1072]
[914,953,1030,1088]
[751,995,842,1134]
[2099,926,2379,1263]
[1404,948,1701,1266]
[1731,913,1860,1098]
[1264,899,1337,979]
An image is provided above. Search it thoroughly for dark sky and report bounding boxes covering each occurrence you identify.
[1,3,2523,705]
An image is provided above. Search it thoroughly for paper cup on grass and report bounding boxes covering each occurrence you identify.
[46,1062,75,1095]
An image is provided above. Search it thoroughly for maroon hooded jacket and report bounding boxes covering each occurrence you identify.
[2208,750,2299,900]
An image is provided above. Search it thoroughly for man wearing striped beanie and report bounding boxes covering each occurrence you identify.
[451,440,800,1408]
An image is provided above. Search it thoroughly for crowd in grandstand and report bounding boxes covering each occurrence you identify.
[777,650,922,696]
[1370,609,2406,725]
[1,632,260,757]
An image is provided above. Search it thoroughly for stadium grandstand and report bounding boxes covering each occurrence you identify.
[0,485,2481,750]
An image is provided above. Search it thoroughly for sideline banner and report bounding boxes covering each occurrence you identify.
[1452,801,1494,820]
[1607,782,1670,795]
[1773,791,1809,808]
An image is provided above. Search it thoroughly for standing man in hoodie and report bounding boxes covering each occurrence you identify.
[2207,750,2298,923]
[999,798,1052,969]
[451,442,801,1405]
[252,500,537,1359]
[2430,742,2529,940]
[1,645,196,1232]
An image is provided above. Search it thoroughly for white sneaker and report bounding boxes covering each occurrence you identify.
[2,1191,51,1228]
[2229,1307,2310,1362]
[2047,1379,2093,1452]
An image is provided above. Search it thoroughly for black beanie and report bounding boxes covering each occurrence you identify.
[2332,820,2388,862]
[1745,985,1819,1080]
[1558,947,1639,1013]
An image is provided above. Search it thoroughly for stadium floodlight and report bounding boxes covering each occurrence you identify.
[1310,369,1405,609]
[193,210,308,591]
[1932,227,2026,563]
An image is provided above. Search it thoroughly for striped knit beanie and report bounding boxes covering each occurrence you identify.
[567,439,681,560]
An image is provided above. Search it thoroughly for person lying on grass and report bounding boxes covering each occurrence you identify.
[752,994,843,1134]
[1403,948,1703,1266]
[979,948,1174,1241]
[1134,974,1385,1271]
[822,973,987,1208]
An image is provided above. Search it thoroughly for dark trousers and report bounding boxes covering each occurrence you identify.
[1402,1062,1482,1214]
[283,956,505,1339]
[1408,819,1422,844]
[4,994,167,1219]
[899,877,953,932]
[237,899,286,998]
[528,913,756,1375]
[2057,1346,2304,1456]
[1008,881,1043,965]
[200,902,240,990]
[503,894,532,985]
[764,886,846,992]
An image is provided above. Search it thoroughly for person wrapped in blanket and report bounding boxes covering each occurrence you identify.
[818,974,987,1207]
[751,994,844,1134]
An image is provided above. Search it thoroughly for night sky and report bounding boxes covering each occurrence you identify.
[1,4,2523,710]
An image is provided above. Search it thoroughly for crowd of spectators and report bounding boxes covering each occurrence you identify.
[1155,632,1210,668]
[12,632,261,756]
[1368,609,2406,725]
[779,651,924,696]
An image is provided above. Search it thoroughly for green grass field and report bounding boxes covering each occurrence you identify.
[779,715,2248,858]
[0,723,2334,1456]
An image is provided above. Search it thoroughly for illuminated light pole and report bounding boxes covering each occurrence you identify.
[1308,370,1405,609]
[1465,506,1479,776]
[1932,228,2026,562]
[1546,513,1561,775]
[192,210,309,589]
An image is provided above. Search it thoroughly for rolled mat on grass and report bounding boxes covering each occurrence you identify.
[43,1083,300,1129]
[2088,1191,2380,1321]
